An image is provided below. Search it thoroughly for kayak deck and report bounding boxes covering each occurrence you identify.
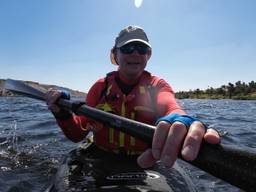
[45,142,195,192]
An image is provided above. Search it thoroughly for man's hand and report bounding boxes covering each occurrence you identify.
[45,89,63,113]
[137,121,220,168]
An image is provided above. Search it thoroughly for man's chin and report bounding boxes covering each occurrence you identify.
[127,70,143,78]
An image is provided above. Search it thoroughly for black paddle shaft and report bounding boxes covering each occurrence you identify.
[5,79,256,192]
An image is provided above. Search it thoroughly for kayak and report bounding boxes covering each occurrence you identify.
[44,141,196,192]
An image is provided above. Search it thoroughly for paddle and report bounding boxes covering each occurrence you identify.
[4,79,256,192]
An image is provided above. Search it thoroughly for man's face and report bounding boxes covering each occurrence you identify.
[115,42,151,80]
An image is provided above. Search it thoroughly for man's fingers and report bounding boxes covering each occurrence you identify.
[152,121,170,159]
[49,89,61,103]
[160,122,187,167]
[137,149,156,168]
[181,121,205,161]
[146,118,221,168]
[204,128,221,144]
[45,89,62,112]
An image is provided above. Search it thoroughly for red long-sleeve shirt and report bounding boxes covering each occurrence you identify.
[56,71,185,145]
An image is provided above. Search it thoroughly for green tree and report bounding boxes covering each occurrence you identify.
[227,83,235,98]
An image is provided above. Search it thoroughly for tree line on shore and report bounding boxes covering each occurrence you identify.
[176,80,256,100]
[1,79,256,100]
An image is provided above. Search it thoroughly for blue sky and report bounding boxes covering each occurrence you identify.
[1,0,255,92]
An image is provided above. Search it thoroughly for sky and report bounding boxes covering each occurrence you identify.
[0,0,255,92]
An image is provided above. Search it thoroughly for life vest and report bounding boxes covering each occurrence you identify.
[94,71,160,155]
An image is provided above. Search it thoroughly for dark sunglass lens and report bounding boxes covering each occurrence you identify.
[120,44,134,54]
[120,43,149,55]
[136,45,149,55]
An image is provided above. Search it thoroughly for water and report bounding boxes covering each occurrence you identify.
[0,97,255,192]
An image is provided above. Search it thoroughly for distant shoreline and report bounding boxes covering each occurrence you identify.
[175,80,256,100]
[1,79,255,100]
[175,93,256,100]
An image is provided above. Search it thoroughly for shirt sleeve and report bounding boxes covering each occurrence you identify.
[154,79,186,116]
[56,78,105,142]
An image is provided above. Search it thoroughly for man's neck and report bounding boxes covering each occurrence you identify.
[118,71,142,85]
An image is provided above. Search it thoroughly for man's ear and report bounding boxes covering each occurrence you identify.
[110,48,118,65]
[146,48,152,61]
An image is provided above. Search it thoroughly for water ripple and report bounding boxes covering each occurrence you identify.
[0,97,255,192]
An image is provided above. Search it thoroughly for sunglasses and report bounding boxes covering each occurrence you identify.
[119,43,150,55]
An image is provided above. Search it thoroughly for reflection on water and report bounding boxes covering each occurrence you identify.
[0,97,255,191]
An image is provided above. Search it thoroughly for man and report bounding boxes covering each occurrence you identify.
[45,25,220,169]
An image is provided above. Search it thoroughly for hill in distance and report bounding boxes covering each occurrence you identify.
[0,79,86,98]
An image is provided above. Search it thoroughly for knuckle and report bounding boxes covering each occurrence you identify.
[171,121,187,132]
[157,121,171,129]
[192,120,203,125]
[188,127,205,138]
[190,122,206,132]
[186,133,202,143]
[207,128,217,133]
[206,128,220,137]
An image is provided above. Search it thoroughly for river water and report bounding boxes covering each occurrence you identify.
[0,97,255,192]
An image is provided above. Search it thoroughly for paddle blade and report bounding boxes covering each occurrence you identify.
[4,79,46,101]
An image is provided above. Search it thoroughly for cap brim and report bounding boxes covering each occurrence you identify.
[116,39,151,48]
